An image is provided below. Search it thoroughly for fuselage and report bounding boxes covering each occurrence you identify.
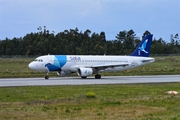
[28,55,155,72]
[28,34,154,79]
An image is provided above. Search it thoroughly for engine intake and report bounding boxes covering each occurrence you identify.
[77,68,93,77]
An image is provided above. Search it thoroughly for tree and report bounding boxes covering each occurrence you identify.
[0,26,179,56]
[142,30,151,39]
[115,30,136,54]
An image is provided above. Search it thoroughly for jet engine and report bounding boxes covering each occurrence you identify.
[77,68,93,78]
[57,71,71,76]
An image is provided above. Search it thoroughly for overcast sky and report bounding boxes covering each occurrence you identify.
[0,0,180,41]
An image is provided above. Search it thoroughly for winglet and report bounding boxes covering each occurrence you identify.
[131,34,153,57]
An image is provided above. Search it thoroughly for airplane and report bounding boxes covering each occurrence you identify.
[28,34,155,79]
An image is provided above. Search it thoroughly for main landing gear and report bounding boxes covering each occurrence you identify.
[95,74,101,79]
[45,72,49,79]
[80,74,101,79]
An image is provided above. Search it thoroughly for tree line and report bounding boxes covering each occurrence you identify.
[0,27,179,56]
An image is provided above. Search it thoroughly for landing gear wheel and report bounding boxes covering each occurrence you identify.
[81,76,87,79]
[95,74,101,79]
[45,75,49,79]
[45,71,49,79]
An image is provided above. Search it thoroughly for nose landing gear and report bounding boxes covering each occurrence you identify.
[45,72,49,79]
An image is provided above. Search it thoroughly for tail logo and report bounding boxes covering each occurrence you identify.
[138,39,148,54]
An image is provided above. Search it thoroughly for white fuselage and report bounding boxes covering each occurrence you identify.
[28,55,155,73]
[28,34,154,79]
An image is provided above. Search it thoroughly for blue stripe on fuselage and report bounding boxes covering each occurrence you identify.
[55,55,67,67]
[46,55,67,71]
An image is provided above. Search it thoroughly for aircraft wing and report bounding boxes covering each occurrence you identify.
[80,63,130,71]
[91,63,129,69]
[70,63,130,72]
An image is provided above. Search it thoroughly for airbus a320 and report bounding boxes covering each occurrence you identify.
[28,34,155,79]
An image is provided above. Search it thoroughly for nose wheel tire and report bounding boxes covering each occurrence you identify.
[95,74,101,79]
[81,76,87,79]
[45,75,49,79]
[45,72,49,79]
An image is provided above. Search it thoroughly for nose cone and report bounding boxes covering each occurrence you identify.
[28,62,34,70]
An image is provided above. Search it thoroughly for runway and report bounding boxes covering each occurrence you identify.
[0,75,180,87]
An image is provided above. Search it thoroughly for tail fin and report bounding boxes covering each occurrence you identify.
[131,34,153,57]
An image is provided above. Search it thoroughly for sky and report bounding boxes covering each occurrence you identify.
[0,0,180,41]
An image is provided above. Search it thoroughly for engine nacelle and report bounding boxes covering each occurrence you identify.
[57,71,71,76]
[77,68,93,77]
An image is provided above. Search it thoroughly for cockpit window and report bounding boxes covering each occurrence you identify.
[34,59,43,62]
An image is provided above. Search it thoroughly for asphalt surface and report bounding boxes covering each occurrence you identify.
[0,75,180,87]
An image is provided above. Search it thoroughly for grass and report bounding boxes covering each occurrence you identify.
[0,58,44,78]
[0,56,180,119]
[0,56,180,78]
[0,84,180,119]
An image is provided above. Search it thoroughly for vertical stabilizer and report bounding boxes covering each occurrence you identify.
[131,34,153,57]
